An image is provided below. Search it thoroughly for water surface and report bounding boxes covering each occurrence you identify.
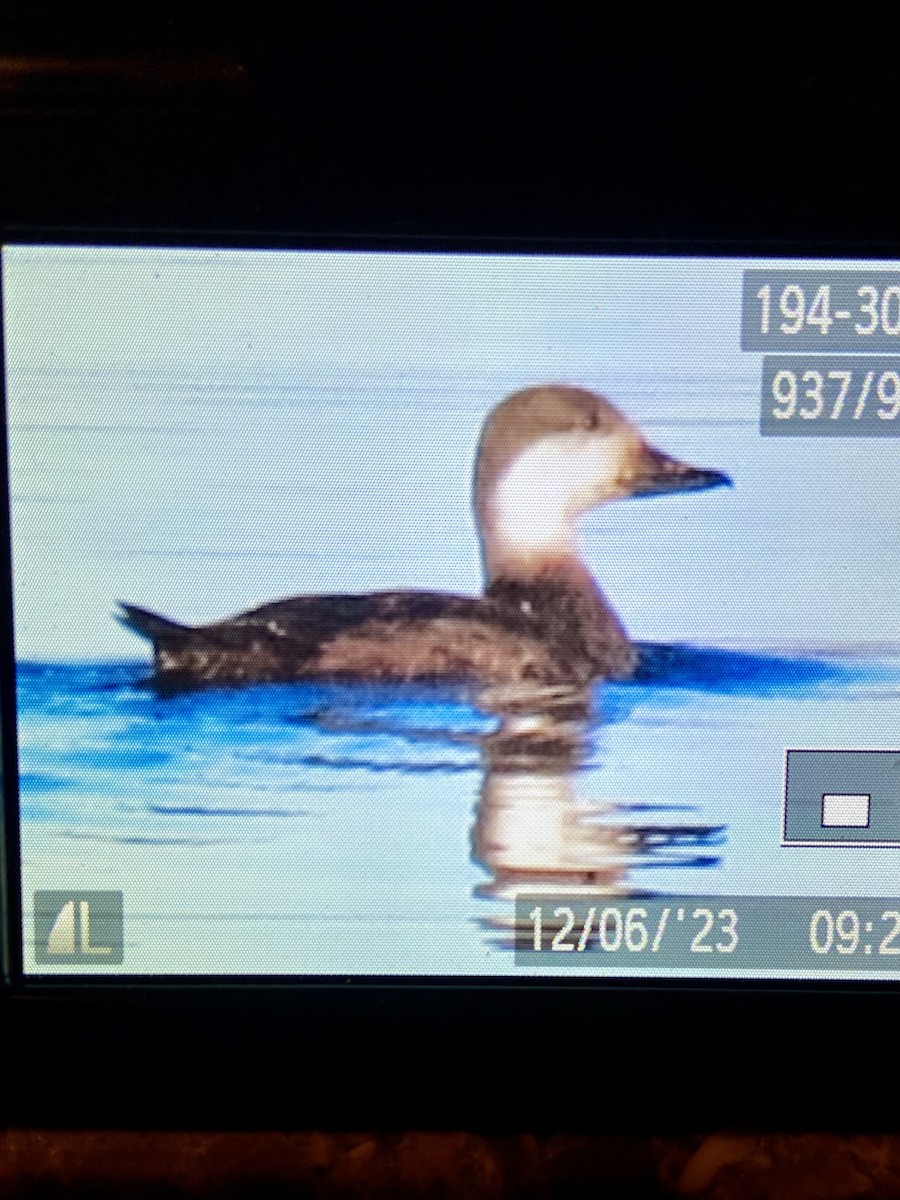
[18,647,900,975]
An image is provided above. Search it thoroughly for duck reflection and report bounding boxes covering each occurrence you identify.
[300,678,726,956]
[471,684,726,948]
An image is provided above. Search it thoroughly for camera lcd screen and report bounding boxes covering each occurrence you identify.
[4,243,900,980]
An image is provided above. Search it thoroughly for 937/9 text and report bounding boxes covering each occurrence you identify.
[760,357,900,437]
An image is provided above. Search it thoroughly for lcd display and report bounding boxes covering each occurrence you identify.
[4,244,900,979]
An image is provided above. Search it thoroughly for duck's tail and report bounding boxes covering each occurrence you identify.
[116,603,191,647]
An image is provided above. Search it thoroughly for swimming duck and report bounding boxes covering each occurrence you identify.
[118,385,731,687]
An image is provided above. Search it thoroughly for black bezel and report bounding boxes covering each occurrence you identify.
[2,228,899,1130]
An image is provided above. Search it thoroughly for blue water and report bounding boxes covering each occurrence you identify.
[17,647,900,975]
[18,664,490,834]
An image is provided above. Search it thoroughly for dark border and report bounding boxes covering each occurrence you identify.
[4,230,900,1129]
[13,227,900,257]
[0,255,22,993]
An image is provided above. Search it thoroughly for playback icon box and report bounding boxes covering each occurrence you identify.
[783,750,900,846]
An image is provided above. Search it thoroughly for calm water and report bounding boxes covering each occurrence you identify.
[17,648,900,975]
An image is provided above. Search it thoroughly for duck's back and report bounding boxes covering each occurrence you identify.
[118,581,636,688]
[118,592,561,687]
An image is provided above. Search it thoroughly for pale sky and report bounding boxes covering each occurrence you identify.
[3,246,899,659]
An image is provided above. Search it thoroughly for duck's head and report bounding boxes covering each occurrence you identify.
[474,385,731,584]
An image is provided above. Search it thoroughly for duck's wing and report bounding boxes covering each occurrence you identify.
[233,591,480,642]
[117,591,568,686]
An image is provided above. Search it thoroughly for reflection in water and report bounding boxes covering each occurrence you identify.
[470,683,726,949]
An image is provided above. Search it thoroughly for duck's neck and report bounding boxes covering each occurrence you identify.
[476,480,636,677]
[478,477,578,584]
[484,551,597,597]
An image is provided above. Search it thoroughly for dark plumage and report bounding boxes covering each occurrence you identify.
[119,578,637,688]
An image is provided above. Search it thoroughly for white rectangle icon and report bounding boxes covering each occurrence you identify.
[821,793,871,828]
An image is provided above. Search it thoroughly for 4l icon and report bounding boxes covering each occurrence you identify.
[33,891,124,965]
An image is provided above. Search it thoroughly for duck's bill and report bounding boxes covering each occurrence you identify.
[627,445,733,499]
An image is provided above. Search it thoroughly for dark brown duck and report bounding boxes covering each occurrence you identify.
[118,385,731,687]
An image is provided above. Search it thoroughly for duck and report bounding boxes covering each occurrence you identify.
[118,384,731,687]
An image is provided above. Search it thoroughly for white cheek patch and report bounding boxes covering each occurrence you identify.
[491,430,627,555]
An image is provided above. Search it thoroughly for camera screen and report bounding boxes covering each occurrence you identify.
[4,243,900,979]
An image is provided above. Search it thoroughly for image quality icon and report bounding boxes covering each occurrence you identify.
[33,891,124,965]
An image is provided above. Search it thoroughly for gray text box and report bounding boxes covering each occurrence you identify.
[760,356,900,435]
[514,895,900,971]
[743,270,900,352]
